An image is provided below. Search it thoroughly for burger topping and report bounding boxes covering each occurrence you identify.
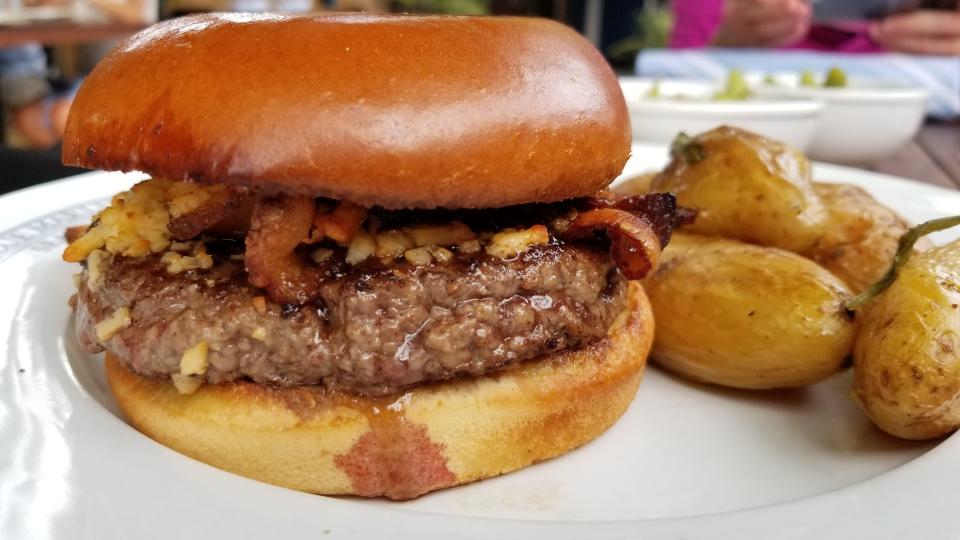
[564,209,662,280]
[86,249,108,292]
[403,247,433,266]
[179,341,209,376]
[485,225,550,259]
[160,242,214,274]
[346,229,376,265]
[65,179,694,306]
[94,306,131,341]
[308,201,367,244]
[170,373,203,395]
[245,195,325,304]
[63,180,173,263]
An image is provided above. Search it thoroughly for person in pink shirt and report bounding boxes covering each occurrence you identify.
[670,0,960,55]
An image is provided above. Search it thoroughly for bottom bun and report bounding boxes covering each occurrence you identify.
[106,283,654,500]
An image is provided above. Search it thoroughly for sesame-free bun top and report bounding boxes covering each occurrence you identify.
[62,13,631,209]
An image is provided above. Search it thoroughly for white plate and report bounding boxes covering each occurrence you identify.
[2,144,960,539]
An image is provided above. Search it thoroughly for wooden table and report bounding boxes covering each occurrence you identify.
[0,21,144,48]
[869,120,960,191]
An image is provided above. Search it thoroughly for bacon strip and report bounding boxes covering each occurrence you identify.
[168,192,253,240]
[563,193,696,280]
[65,225,88,244]
[584,191,696,247]
[307,201,367,245]
[245,195,323,304]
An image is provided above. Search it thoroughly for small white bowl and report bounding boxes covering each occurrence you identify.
[752,75,928,164]
[619,77,823,152]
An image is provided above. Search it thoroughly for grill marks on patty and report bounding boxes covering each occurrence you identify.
[76,244,627,395]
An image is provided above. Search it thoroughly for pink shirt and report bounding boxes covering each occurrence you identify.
[669,0,884,52]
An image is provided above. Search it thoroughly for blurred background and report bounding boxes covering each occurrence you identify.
[0,0,958,194]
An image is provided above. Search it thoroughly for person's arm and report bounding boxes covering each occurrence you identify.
[712,0,811,48]
[870,8,960,55]
[669,0,724,48]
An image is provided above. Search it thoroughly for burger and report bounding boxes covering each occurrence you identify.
[62,13,690,500]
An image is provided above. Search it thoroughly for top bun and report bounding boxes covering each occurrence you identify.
[62,13,630,209]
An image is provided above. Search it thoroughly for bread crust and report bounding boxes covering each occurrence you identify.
[63,13,631,209]
[105,283,653,499]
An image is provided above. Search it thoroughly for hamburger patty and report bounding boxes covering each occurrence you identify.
[76,243,627,395]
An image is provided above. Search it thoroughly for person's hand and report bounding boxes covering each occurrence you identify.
[870,9,960,55]
[712,0,811,48]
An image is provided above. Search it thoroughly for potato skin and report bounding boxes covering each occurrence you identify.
[652,126,828,254]
[853,240,960,440]
[645,234,856,389]
[807,182,914,294]
[613,172,656,196]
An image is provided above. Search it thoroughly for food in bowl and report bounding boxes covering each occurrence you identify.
[620,77,823,151]
[794,66,848,88]
[752,72,928,163]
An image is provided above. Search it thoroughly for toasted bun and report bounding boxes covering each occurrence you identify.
[106,283,652,500]
[63,14,631,209]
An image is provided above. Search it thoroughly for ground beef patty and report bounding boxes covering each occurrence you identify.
[76,243,627,395]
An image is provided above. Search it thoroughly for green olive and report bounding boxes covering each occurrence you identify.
[824,66,848,88]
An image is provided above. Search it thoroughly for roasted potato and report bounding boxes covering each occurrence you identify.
[853,239,960,440]
[807,182,920,294]
[652,126,828,253]
[613,172,657,196]
[645,233,856,389]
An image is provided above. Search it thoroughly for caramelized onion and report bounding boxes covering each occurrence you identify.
[245,195,322,304]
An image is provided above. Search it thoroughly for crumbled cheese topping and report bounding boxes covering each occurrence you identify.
[485,225,550,259]
[171,373,203,395]
[179,341,209,376]
[346,229,376,265]
[160,242,214,274]
[403,247,432,266]
[94,307,131,342]
[86,249,108,292]
[63,180,175,263]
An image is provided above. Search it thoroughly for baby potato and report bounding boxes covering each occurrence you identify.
[807,183,917,294]
[853,240,960,440]
[613,172,657,195]
[645,234,856,389]
[652,126,828,253]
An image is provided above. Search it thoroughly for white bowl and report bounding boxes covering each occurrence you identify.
[619,77,823,152]
[752,76,928,164]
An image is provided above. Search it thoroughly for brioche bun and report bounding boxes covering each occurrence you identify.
[62,13,631,209]
[106,283,652,500]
